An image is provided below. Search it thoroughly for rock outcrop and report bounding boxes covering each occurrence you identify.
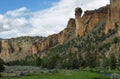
[23,6,109,56]
[0,36,45,61]
[0,0,115,62]
[37,34,58,51]
[75,7,84,36]
[58,18,76,44]
[110,0,120,24]
[75,5,108,37]
[30,18,76,54]
[105,0,120,33]
[0,17,76,61]
[83,12,106,32]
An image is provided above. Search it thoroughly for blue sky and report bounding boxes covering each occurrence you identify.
[0,0,59,14]
[0,0,110,38]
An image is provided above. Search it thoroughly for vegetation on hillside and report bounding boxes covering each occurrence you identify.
[6,20,120,70]
[6,55,41,66]
[40,20,120,69]
[0,58,4,72]
[0,58,5,77]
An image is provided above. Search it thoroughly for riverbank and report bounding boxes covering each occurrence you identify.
[1,66,120,79]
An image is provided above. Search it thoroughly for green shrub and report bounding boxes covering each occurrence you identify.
[0,58,5,72]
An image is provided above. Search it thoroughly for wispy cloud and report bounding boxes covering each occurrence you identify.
[0,0,110,38]
[6,7,29,17]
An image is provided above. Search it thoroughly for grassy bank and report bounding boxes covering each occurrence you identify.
[1,70,109,79]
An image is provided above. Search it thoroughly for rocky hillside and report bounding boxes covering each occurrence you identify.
[30,5,109,55]
[39,19,119,69]
[0,0,120,63]
[0,36,45,62]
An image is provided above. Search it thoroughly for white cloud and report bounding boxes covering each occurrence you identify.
[0,0,110,38]
[81,0,110,10]
[3,24,9,29]
[6,7,28,17]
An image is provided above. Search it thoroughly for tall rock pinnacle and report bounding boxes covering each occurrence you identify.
[75,7,85,37]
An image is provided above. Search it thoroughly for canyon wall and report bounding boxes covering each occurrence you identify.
[105,0,120,33]
[76,5,108,37]
[110,0,120,24]
[30,18,76,54]
[58,18,76,44]
[0,36,45,61]
[0,1,113,62]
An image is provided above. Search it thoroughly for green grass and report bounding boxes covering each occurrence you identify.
[1,70,109,79]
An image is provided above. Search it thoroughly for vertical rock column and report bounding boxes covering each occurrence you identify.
[75,7,84,37]
[110,0,120,30]
[110,0,120,23]
[105,0,120,34]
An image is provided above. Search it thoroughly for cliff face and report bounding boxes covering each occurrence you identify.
[0,1,113,62]
[74,5,108,37]
[0,18,76,61]
[30,18,76,54]
[29,5,109,55]
[110,0,120,23]
[58,18,76,44]
[111,0,120,36]
[82,5,108,33]
[0,36,45,61]
[37,34,58,51]
[105,0,120,33]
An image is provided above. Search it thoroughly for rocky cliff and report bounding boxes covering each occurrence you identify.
[105,0,120,34]
[31,5,109,54]
[82,5,109,33]
[30,18,76,54]
[0,18,76,61]
[0,0,116,62]
[110,0,120,24]
[58,18,76,45]
[75,6,108,37]
[0,36,45,61]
